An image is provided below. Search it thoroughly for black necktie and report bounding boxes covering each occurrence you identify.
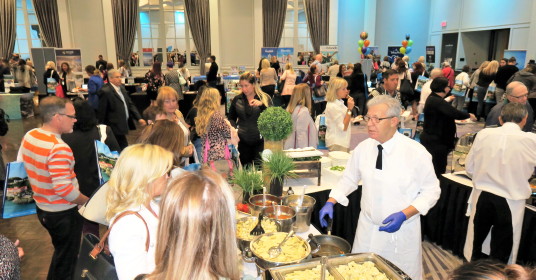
[376,145,383,170]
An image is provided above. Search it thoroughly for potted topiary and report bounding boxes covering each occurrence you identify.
[263,151,296,196]
[230,164,264,203]
[257,106,293,152]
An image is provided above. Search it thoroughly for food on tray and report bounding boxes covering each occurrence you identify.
[236,217,278,241]
[330,165,345,171]
[267,214,293,219]
[251,232,309,262]
[236,203,249,213]
[335,261,390,280]
[284,265,335,280]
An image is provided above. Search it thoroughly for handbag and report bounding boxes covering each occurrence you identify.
[485,82,497,104]
[313,84,327,98]
[178,70,187,86]
[1,161,36,219]
[74,211,149,280]
[203,137,234,179]
[78,182,109,225]
[399,72,414,99]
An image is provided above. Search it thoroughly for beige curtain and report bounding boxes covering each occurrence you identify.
[32,0,62,47]
[262,0,287,47]
[0,0,16,59]
[111,0,139,68]
[303,0,329,54]
[184,0,211,74]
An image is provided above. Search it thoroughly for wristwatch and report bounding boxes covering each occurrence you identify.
[346,110,352,115]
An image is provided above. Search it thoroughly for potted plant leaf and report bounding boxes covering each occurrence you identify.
[257,106,293,152]
[230,164,263,203]
[263,151,296,196]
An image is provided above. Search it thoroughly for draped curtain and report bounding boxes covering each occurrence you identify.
[0,0,16,60]
[262,0,287,47]
[303,0,329,54]
[32,0,62,47]
[111,0,138,68]
[184,0,211,74]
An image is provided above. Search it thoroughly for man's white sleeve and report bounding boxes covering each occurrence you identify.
[329,148,361,206]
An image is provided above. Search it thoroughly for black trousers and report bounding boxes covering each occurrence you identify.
[261,85,276,98]
[238,140,264,167]
[349,91,366,116]
[115,134,129,152]
[422,142,449,178]
[36,206,83,280]
[471,191,513,263]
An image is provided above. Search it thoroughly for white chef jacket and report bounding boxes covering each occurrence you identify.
[329,132,440,280]
[325,99,351,149]
[466,122,536,200]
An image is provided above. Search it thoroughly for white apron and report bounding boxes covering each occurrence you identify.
[463,189,526,264]
[352,167,423,280]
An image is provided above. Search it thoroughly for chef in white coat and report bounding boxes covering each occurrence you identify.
[464,102,536,264]
[318,95,441,280]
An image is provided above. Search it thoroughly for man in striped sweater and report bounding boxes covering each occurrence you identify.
[21,96,89,280]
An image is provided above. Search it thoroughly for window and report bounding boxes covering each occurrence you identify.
[280,0,312,52]
[132,0,197,67]
[14,0,44,60]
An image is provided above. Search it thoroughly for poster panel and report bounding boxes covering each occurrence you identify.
[55,49,83,73]
[503,50,527,70]
[277,47,294,64]
[320,45,338,65]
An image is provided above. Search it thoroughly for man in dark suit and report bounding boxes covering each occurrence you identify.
[95,55,107,72]
[207,55,219,86]
[97,69,146,150]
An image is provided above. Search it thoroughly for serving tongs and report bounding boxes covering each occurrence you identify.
[250,213,265,236]
[268,230,295,258]
[320,256,328,280]
[326,216,333,235]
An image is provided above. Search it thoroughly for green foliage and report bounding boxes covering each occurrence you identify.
[257,107,293,141]
[264,151,296,184]
[230,164,263,194]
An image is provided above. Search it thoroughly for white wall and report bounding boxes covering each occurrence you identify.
[459,31,490,69]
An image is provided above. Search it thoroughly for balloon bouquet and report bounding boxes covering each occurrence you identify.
[400,34,414,55]
[358,31,371,58]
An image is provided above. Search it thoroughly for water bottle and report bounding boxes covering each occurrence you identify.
[318,115,327,149]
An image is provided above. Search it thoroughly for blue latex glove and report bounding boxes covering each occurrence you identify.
[378,211,407,233]
[319,202,334,228]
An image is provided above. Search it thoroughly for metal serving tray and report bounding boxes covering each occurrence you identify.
[268,252,412,280]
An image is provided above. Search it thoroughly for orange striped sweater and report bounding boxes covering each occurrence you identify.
[21,128,81,212]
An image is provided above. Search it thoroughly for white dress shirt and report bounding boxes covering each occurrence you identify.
[418,80,433,113]
[109,201,159,280]
[466,122,536,200]
[325,99,351,149]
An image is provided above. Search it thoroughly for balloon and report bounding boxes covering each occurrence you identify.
[364,40,370,47]
[406,46,412,54]
[408,39,414,47]
[358,40,364,47]
[361,47,368,54]
[406,33,410,40]
[358,47,362,54]
[402,40,408,47]
[399,47,406,54]
[365,48,372,55]
[360,31,368,40]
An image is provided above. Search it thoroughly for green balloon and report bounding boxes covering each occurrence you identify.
[358,40,364,47]
[408,40,414,47]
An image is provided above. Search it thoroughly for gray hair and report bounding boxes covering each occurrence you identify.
[107,69,119,78]
[505,81,527,96]
[500,102,527,124]
[367,95,402,118]
[40,96,71,123]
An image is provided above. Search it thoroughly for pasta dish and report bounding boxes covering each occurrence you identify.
[236,217,278,241]
[335,261,390,280]
[284,265,334,280]
[251,232,309,263]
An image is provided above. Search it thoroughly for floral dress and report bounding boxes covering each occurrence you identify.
[144,71,164,101]
[201,112,231,162]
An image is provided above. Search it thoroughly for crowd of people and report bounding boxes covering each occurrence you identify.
[2,50,536,280]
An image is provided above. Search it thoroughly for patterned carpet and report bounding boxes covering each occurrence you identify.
[423,240,464,280]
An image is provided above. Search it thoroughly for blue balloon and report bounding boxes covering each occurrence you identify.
[406,46,412,54]
[365,48,372,55]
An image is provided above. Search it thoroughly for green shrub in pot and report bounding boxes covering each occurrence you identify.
[230,164,263,203]
[263,151,296,196]
[257,107,293,142]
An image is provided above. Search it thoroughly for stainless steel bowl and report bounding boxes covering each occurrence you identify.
[261,205,296,232]
[282,195,316,232]
[249,232,311,269]
[236,216,280,252]
[249,194,282,216]
[307,235,351,258]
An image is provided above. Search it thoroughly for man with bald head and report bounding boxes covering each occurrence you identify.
[485,81,534,132]
[311,54,325,74]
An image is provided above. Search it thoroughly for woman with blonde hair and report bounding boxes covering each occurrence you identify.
[280,62,297,105]
[43,60,60,86]
[259,58,278,98]
[155,86,194,161]
[324,77,354,151]
[137,119,186,168]
[228,72,272,166]
[284,84,317,149]
[106,144,174,280]
[141,170,239,280]
[475,60,499,120]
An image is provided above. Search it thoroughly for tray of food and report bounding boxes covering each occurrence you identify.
[268,252,411,280]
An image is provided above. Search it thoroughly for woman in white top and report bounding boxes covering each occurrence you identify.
[142,170,240,280]
[118,60,129,78]
[324,77,354,152]
[280,62,297,106]
[284,84,318,149]
[259,58,278,98]
[452,65,471,111]
[106,144,174,280]
[155,86,194,163]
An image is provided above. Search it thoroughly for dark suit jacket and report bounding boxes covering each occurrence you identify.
[207,62,218,82]
[97,83,142,135]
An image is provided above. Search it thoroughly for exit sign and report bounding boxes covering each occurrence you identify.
[441,21,447,27]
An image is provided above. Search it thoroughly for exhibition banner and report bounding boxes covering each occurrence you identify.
[503,50,527,70]
[277,47,294,64]
[55,49,82,73]
[426,46,436,64]
[142,48,153,66]
[261,48,278,60]
[320,45,338,64]
[387,46,404,63]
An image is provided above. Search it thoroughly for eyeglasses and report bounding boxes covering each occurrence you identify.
[510,93,528,99]
[57,113,77,119]
[363,115,395,123]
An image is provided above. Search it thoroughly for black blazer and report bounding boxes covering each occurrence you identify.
[97,83,142,135]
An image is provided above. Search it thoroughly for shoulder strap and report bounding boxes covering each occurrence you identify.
[90,211,150,259]
[97,125,107,142]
